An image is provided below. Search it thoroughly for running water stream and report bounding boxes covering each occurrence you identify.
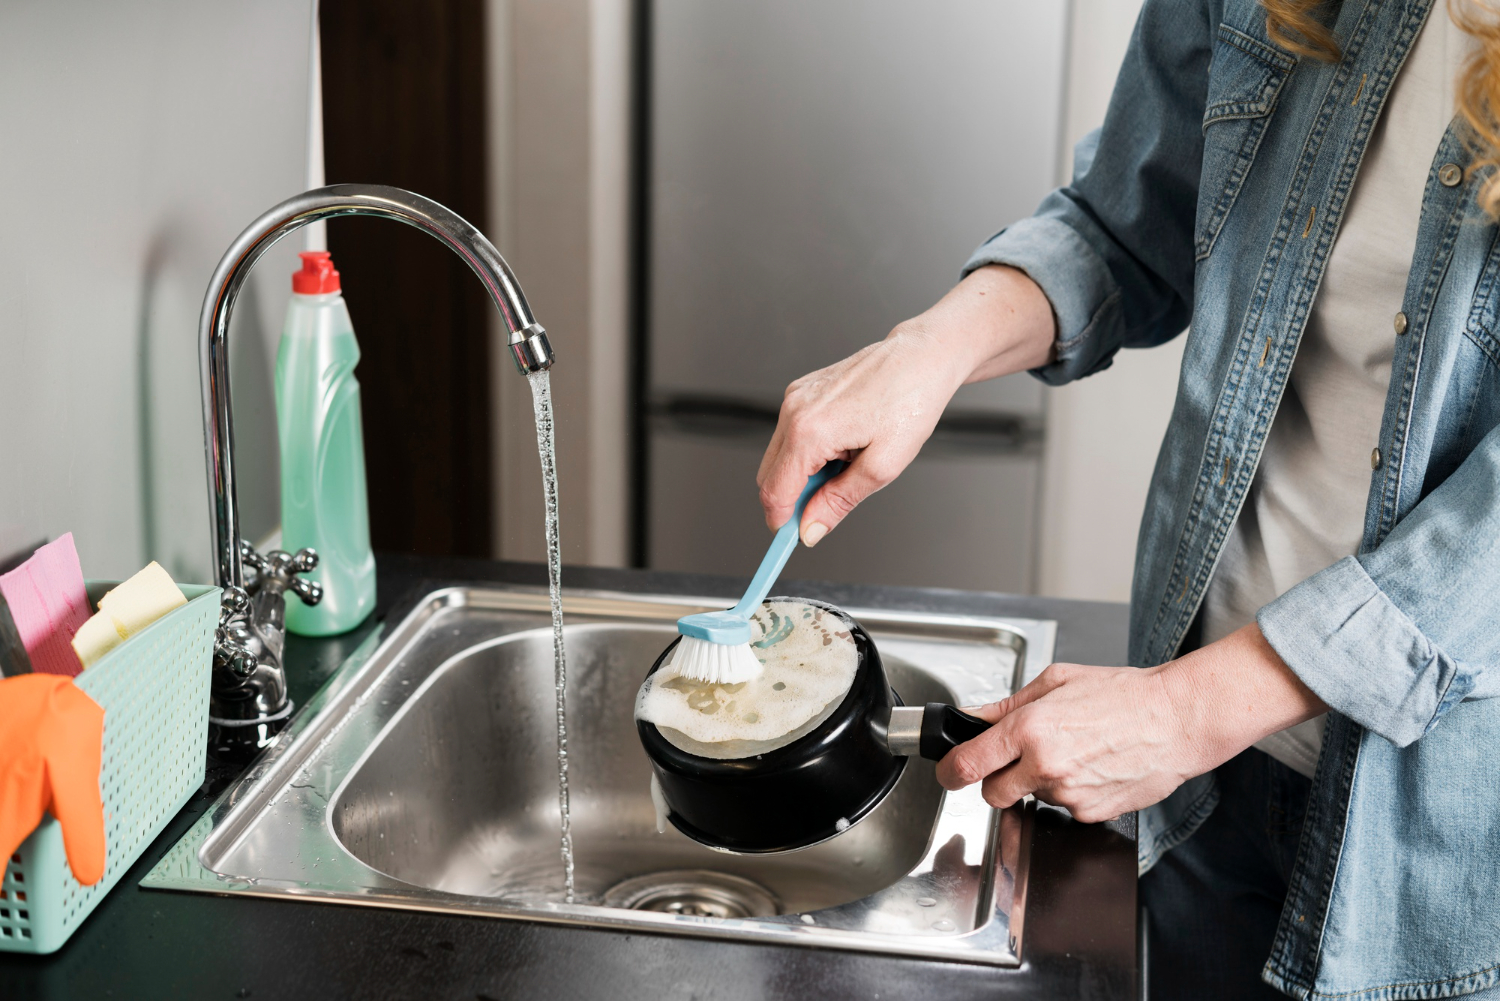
[527,370,574,903]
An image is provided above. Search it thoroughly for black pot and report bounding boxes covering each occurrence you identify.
[637,597,991,854]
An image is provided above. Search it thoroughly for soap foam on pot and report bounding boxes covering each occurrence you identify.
[635,600,858,760]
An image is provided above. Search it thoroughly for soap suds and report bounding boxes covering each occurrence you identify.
[637,601,858,760]
[649,772,670,834]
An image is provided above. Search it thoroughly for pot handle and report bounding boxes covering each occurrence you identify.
[919,703,992,761]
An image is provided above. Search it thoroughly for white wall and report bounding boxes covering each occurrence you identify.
[1033,0,1185,603]
[486,0,632,569]
[0,1,316,581]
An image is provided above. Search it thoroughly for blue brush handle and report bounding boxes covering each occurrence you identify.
[729,460,847,620]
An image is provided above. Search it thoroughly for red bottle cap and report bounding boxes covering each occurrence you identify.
[293,251,341,294]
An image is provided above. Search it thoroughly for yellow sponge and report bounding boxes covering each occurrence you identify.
[99,562,186,635]
[70,562,187,669]
[70,612,126,668]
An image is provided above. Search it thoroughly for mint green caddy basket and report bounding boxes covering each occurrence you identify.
[0,582,220,954]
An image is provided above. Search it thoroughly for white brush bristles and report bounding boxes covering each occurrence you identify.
[671,636,765,684]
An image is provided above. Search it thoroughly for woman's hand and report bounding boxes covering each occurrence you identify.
[757,265,1055,543]
[935,624,1328,822]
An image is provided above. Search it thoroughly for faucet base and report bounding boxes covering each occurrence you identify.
[208,704,294,762]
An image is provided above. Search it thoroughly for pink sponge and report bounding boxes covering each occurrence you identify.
[0,534,90,676]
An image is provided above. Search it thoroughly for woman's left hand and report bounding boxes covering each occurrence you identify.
[934,624,1328,822]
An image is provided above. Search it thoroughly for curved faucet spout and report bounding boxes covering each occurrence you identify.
[198,184,553,734]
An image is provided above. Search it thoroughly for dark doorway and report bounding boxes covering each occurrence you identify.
[319,0,493,558]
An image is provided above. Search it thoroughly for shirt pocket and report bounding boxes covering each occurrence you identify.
[1195,24,1296,261]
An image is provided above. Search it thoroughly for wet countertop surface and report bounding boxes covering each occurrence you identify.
[1,556,1137,1001]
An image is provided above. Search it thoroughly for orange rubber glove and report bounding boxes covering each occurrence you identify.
[0,674,105,885]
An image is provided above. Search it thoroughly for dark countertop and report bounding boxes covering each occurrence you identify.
[3,556,1137,1001]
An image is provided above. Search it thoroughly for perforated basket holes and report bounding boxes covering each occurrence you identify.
[62,612,207,928]
[1,853,33,941]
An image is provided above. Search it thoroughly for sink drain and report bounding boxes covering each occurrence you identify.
[603,870,781,918]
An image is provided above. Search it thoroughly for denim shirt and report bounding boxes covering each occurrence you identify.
[965,1,1500,997]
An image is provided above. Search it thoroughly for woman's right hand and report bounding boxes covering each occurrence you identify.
[756,264,1057,545]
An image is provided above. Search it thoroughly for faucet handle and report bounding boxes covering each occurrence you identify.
[219,584,251,621]
[236,540,322,606]
[238,538,265,567]
[244,544,325,608]
[214,636,257,680]
[288,576,324,608]
[213,585,257,680]
[280,547,322,607]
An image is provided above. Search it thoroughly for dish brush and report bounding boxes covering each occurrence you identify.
[671,461,846,685]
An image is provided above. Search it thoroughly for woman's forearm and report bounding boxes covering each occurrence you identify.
[909,264,1058,384]
[1155,623,1329,776]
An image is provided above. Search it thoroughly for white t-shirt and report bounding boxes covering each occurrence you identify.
[1200,9,1473,778]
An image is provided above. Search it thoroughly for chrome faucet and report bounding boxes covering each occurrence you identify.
[199,184,553,750]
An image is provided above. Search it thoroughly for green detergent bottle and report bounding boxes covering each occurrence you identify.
[275,250,376,635]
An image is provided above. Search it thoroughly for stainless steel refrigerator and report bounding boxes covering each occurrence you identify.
[644,0,1068,593]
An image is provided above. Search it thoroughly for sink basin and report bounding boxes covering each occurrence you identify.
[144,587,1055,966]
[333,622,950,909]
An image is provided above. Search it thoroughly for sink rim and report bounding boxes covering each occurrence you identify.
[141,584,1055,967]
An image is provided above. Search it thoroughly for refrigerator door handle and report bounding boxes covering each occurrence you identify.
[650,394,1042,456]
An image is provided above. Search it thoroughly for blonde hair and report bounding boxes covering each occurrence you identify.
[1261,0,1500,214]
[1263,0,1341,61]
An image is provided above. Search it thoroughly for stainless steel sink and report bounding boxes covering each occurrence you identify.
[144,586,1055,966]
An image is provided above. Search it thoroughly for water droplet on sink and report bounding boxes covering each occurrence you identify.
[932,918,956,932]
[915,896,937,907]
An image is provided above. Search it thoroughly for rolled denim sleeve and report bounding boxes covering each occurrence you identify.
[963,0,1210,385]
[1259,424,1500,747]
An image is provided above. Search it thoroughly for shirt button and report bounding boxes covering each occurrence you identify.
[1394,311,1409,335]
[1371,447,1382,470]
[1439,162,1464,187]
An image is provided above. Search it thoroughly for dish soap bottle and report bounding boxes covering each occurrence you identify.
[275,251,376,635]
